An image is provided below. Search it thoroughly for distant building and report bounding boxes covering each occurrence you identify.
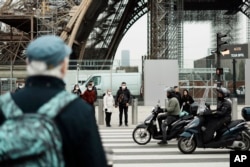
[194,43,249,81]
[121,50,130,66]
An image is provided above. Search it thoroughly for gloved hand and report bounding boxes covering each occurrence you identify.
[158,107,164,113]
[105,108,108,112]
[203,108,212,115]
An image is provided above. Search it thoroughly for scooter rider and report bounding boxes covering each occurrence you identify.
[157,87,180,145]
[201,87,232,143]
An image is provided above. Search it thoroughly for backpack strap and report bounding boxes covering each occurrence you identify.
[38,91,78,118]
[0,93,23,119]
[0,91,78,119]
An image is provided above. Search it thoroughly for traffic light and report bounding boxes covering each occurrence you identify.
[216,67,223,76]
[217,33,227,55]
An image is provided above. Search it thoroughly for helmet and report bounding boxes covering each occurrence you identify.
[164,87,175,94]
[216,87,230,98]
[164,87,175,98]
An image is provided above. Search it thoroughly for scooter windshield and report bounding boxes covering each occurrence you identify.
[186,116,200,129]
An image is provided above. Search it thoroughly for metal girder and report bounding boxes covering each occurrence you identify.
[82,0,148,62]
[239,0,250,18]
[0,0,247,68]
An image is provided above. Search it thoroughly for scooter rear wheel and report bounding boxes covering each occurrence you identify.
[178,137,197,154]
[132,127,151,145]
[238,131,250,151]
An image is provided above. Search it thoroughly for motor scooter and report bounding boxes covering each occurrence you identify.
[132,102,193,145]
[178,105,250,153]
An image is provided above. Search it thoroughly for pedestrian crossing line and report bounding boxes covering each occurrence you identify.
[102,139,178,146]
[111,148,230,153]
[99,128,134,132]
[114,162,228,167]
[114,154,228,160]
[100,128,231,167]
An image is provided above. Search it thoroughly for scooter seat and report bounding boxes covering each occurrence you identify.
[181,115,193,120]
[227,120,244,128]
[219,120,244,133]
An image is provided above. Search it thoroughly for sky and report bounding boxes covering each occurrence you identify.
[114,15,213,68]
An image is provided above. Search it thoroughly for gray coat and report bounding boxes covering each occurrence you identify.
[165,97,180,116]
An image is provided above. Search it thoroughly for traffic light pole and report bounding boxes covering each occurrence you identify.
[232,59,237,97]
[216,34,221,87]
[216,33,227,87]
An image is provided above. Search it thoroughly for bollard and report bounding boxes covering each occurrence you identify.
[132,98,138,125]
[232,97,238,120]
[98,99,104,125]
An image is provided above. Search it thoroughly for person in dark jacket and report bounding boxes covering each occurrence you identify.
[174,86,182,106]
[15,83,24,92]
[201,87,232,143]
[181,89,194,114]
[0,35,107,167]
[115,82,131,126]
[72,84,82,96]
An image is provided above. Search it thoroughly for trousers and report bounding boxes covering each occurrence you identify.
[119,105,128,125]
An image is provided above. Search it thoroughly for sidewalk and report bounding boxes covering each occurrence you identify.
[96,105,248,129]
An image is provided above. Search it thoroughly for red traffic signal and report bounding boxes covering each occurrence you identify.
[216,68,223,75]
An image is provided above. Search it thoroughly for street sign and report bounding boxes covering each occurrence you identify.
[221,44,248,59]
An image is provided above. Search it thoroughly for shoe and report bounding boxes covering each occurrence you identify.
[125,124,128,126]
[106,125,111,127]
[119,124,122,127]
[157,140,168,145]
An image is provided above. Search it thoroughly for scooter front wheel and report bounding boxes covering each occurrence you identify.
[178,137,197,154]
[132,127,151,145]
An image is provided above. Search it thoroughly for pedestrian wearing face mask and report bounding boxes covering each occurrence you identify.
[115,82,131,126]
[81,83,97,115]
[72,84,82,96]
[88,80,97,102]
[103,89,115,127]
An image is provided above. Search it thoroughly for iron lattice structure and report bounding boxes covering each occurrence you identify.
[0,0,76,66]
[149,0,184,67]
[148,0,245,68]
[0,0,249,70]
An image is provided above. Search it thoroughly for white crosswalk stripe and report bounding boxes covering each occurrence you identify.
[99,127,231,167]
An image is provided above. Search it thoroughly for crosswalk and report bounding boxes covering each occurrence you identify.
[99,127,231,167]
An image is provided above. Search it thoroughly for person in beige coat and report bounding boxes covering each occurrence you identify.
[103,89,115,127]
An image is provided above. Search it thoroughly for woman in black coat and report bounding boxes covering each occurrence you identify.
[181,89,194,113]
[72,84,82,96]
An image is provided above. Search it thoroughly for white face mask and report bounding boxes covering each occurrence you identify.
[107,92,111,95]
[88,87,92,91]
[122,86,126,89]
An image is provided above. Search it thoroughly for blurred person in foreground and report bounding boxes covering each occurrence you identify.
[0,35,107,167]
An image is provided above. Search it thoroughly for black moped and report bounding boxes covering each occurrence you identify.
[132,103,193,145]
[178,107,250,153]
